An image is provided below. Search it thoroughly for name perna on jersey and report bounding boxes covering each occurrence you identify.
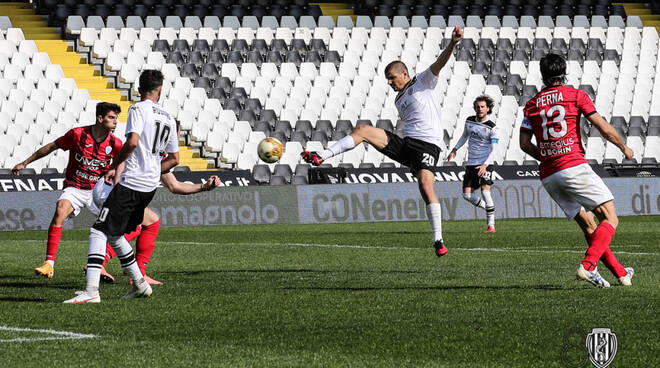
[121,100,179,192]
[521,85,595,179]
[455,117,499,166]
[394,68,445,150]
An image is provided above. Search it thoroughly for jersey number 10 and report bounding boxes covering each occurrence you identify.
[540,105,567,140]
[152,120,171,154]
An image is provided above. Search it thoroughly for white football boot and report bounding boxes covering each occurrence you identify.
[63,291,101,303]
[618,267,635,286]
[122,278,152,299]
[577,265,611,288]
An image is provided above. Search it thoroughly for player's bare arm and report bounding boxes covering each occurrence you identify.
[429,26,463,76]
[160,152,180,174]
[105,132,140,183]
[519,130,541,161]
[161,173,221,195]
[587,113,634,160]
[11,141,59,175]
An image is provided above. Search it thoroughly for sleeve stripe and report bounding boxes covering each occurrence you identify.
[584,111,596,117]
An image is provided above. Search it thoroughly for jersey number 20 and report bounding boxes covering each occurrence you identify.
[540,105,567,140]
[152,120,171,154]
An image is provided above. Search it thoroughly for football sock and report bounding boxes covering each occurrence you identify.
[585,233,627,278]
[482,190,495,228]
[581,222,616,271]
[45,225,62,265]
[426,203,444,242]
[108,234,144,283]
[462,193,486,209]
[136,220,160,275]
[85,228,107,295]
[102,225,140,266]
[318,135,356,160]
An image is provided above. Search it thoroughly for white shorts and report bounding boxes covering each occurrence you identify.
[541,163,614,220]
[58,187,100,218]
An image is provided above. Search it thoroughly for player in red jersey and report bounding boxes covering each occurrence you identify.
[12,102,123,278]
[519,53,635,288]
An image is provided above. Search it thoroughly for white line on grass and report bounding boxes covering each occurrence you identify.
[19,240,656,256]
[0,326,98,343]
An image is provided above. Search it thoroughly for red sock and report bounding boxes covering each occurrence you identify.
[584,231,626,278]
[136,220,159,275]
[45,225,62,262]
[582,222,615,271]
[103,226,140,266]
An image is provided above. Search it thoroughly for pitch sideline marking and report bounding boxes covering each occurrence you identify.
[20,240,655,255]
[0,326,98,343]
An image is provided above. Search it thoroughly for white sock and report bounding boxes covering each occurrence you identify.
[425,203,443,242]
[483,190,495,227]
[318,135,355,160]
[108,235,144,284]
[46,260,54,267]
[85,228,107,295]
[462,193,486,209]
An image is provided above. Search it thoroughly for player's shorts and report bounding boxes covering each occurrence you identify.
[541,163,614,220]
[58,187,96,218]
[463,165,494,189]
[92,183,156,237]
[378,131,441,174]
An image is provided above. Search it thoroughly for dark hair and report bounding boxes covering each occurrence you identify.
[95,102,121,118]
[138,69,164,96]
[384,60,409,75]
[540,53,567,87]
[473,95,494,114]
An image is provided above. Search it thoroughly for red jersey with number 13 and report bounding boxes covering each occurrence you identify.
[55,126,123,190]
[521,85,596,179]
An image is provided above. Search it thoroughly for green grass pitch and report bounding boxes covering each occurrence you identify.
[1,216,658,367]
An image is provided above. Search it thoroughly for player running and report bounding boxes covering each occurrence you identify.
[302,26,464,257]
[65,70,179,303]
[519,53,635,288]
[447,95,499,233]
[11,102,123,279]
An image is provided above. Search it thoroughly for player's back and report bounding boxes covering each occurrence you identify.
[121,100,178,192]
[522,85,594,178]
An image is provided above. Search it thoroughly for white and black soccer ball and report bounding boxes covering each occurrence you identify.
[92,180,113,209]
[257,137,284,163]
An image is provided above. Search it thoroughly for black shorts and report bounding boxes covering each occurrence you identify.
[463,165,494,189]
[378,131,441,174]
[92,184,156,237]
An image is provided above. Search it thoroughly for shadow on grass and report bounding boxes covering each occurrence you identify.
[282,285,570,291]
[0,296,48,302]
[164,269,430,276]
[0,281,79,290]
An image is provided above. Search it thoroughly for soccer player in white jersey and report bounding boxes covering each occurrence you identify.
[65,70,179,303]
[447,95,499,232]
[302,26,464,257]
[519,53,635,288]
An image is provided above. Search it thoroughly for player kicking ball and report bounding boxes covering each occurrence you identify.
[447,95,499,233]
[302,26,464,257]
[519,53,635,288]
[11,102,123,279]
[65,70,179,303]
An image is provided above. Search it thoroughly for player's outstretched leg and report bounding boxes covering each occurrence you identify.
[136,219,162,285]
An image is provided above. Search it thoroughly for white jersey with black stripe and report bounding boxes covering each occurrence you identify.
[454,116,499,166]
[394,68,445,150]
[120,100,179,192]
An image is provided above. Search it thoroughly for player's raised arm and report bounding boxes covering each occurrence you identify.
[587,113,634,160]
[429,26,463,76]
[12,141,59,175]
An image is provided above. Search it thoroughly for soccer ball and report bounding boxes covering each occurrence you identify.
[257,137,284,163]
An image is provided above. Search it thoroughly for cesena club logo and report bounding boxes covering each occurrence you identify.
[585,328,617,368]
